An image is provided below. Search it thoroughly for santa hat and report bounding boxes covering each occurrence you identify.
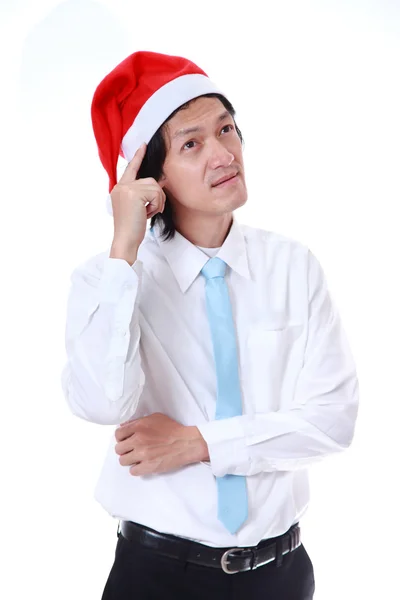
[91,51,222,214]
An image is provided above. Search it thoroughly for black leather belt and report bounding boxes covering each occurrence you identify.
[119,520,301,574]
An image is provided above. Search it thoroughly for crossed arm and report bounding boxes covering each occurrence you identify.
[63,250,359,477]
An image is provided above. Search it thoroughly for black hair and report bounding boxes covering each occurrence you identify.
[136,93,244,241]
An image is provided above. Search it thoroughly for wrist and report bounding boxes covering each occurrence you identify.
[110,241,139,265]
[184,426,210,463]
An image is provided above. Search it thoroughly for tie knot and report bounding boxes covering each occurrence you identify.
[201,257,227,280]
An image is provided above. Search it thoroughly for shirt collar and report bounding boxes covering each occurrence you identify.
[150,214,251,293]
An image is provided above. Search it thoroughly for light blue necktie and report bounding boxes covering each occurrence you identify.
[201,257,248,534]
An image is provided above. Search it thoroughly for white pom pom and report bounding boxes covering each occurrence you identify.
[106,193,113,216]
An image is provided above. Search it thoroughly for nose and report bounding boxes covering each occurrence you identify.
[207,138,234,170]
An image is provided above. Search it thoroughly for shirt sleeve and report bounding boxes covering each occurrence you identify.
[60,254,145,425]
[197,249,360,477]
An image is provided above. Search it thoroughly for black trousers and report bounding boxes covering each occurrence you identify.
[101,528,316,599]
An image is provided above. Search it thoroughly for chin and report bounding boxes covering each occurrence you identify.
[229,188,248,211]
[211,197,247,216]
[237,190,248,208]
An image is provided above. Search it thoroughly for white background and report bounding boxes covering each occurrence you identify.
[1,1,399,598]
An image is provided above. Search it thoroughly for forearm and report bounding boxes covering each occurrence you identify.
[197,394,359,476]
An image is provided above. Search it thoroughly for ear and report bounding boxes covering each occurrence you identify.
[158,173,167,188]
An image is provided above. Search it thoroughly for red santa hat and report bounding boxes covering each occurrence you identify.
[91,50,223,213]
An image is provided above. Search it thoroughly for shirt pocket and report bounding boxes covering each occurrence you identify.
[244,321,304,412]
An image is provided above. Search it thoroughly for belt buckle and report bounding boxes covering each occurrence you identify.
[220,548,253,574]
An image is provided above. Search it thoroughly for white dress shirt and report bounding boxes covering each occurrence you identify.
[61,216,359,548]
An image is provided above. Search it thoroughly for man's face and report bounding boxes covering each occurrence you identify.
[160,96,247,218]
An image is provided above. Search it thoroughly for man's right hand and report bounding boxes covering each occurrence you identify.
[109,143,166,264]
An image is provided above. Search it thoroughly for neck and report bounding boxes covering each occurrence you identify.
[173,212,234,248]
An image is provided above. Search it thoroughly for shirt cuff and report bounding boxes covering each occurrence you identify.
[197,416,252,477]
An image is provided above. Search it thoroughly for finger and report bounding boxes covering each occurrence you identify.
[146,191,166,218]
[115,422,137,442]
[120,418,136,427]
[129,463,144,476]
[147,207,163,219]
[147,204,165,218]
[115,438,135,455]
[137,177,158,186]
[119,450,138,467]
[123,143,147,181]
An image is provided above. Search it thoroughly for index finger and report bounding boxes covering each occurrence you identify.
[115,423,135,442]
[115,419,140,441]
[124,142,147,180]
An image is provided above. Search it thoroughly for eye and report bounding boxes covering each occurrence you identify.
[183,140,196,150]
[221,124,234,134]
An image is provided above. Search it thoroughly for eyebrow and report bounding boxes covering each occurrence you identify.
[172,110,231,140]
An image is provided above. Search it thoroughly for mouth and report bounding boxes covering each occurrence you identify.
[211,172,239,188]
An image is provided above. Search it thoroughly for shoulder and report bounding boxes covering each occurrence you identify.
[238,222,310,260]
[239,224,330,293]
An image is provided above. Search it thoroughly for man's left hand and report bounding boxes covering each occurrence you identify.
[115,412,210,476]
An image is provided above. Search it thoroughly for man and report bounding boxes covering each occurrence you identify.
[61,50,359,599]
